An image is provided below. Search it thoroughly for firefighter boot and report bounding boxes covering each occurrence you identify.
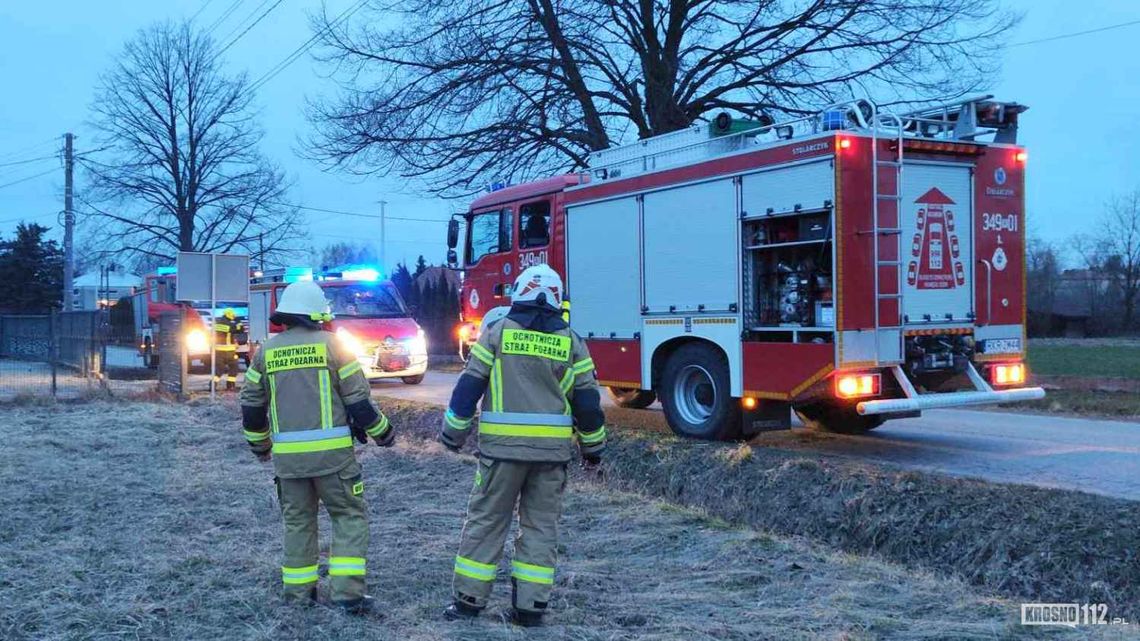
[443,594,482,620]
[332,594,374,615]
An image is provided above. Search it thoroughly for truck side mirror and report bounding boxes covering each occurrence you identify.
[446,248,458,268]
[447,219,459,249]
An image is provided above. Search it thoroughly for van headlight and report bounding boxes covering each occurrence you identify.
[185,329,208,354]
[336,327,367,357]
[404,329,428,355]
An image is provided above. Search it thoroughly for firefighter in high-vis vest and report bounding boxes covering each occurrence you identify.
[439,264,606,627]
[214,308,242,390]
[240,280,394,614]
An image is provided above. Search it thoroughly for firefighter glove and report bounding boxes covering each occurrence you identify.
[439,430,462,453]
[373,426,395,448]
[250,442,272,462]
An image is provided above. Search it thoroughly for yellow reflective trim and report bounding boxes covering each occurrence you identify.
[245,368,262,384]
[479,423,573,438]
[500,329,571,361]
[572,357,595,373]
[318,370,333,429]
[470,342,494,366]
[338,360,363,379]
[271,436,353,454]
[264,343,328,374]
[281,565,319,584]
[492,360,504,412]
[454,556,496,581]
[268,374,280,433]
[579,426,607,445]
[243,429,271,442]
[511,560,555,585]
[365,414,390,437]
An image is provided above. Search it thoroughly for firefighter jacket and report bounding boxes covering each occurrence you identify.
[240,325,391,479]
[214,316,243,351]
[442,315,606,463]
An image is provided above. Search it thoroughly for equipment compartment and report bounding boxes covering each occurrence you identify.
[742,209,834,331]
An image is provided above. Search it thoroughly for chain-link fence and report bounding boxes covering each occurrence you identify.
[0,311,155,401]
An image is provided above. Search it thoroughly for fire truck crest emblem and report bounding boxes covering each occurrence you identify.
[907,187,965,290]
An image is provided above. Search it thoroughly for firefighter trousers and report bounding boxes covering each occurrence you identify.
[214,349,239,389]
[453,458,567,612]
[277,460,369,602]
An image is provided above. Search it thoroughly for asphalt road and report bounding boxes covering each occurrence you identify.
[369,370,1140,501]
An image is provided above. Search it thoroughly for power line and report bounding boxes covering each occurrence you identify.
[0,136,59,162]
[1005,18,1140,49]
[189,0,219,23]
[0,211,61,226]
[248,0,369,93]
[272,201,448,223]
[0,167,57,191]
[205,0,245,35]
[0,153,57,168]
[214,0,284,59]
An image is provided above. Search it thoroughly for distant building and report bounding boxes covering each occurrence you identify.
[71,268,142,310]
[1028,269,1112,337]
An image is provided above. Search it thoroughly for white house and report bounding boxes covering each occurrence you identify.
[71,268,142,310]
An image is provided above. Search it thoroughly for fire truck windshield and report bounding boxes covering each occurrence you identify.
[326,283,407,319]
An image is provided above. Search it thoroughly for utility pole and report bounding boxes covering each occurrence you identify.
[62,133,75,311]
[378,199,388,272]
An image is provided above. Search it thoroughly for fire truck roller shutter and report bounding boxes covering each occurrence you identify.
[565,197,642,339]
[900,162,974,325]
[642,179,738,314]
[740,159,834,220]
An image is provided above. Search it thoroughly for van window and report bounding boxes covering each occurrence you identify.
[519,201,550,248]
[467,207,514,264]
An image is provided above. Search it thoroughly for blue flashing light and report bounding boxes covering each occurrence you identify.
[329,263,384,282]
[156,266,177,276]
[284,266,314,283]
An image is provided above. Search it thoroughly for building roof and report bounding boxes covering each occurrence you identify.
[73,270,142,288]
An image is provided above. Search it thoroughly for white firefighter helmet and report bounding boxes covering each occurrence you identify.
[275,280,333,321]
[480,305,511,329]
[512,264,563,310]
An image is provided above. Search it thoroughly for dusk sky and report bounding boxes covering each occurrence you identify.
[1,0,1138,275]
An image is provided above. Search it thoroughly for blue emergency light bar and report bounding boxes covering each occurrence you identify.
[284,266,314,283]
[156,266,177,276]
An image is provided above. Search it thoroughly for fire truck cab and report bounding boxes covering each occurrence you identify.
[449,96,1044,440]
[249,266,428,384]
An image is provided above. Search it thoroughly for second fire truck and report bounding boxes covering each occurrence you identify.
[449,96,1044,440]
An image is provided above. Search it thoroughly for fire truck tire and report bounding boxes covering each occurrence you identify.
[659,343,742,441]
[606,387,656,409]
[793,403,884,434]
[401,375,425,385]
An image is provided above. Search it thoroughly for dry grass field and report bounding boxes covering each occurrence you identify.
[0,399,1115,640]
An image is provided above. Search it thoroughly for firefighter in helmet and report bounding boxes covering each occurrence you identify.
[439,264,606,627]
[240,280,394,614]
[214,308,243,390]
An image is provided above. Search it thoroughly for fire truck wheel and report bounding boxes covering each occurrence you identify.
[793,403,884,435]
[401,375,425,385]
[660,343,742,441]
[606,387,656,409]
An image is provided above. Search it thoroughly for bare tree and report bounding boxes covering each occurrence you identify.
[84,21,305,265]
[307,0,1017,196]
[1099,190,1140,330]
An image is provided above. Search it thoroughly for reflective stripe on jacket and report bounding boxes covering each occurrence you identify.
[239,327,377,478]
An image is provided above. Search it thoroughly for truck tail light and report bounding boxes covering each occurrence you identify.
[1015,151,1027,163]
[835,373,880,399]
[992,363,1026,386]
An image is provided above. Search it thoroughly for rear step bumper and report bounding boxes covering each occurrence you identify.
[857,386,1045,415]
[855,362,1045,416]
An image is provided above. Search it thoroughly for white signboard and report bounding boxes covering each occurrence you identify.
[176,252,250,302]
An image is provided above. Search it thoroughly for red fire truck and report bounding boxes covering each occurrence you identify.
[248,266,428,384]
[447,96,1044,440]
[132,268,249,369]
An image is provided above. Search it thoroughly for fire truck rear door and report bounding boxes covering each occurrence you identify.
[900,162,974,325]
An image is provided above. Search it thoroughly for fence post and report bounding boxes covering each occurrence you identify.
[50,310,58,397]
